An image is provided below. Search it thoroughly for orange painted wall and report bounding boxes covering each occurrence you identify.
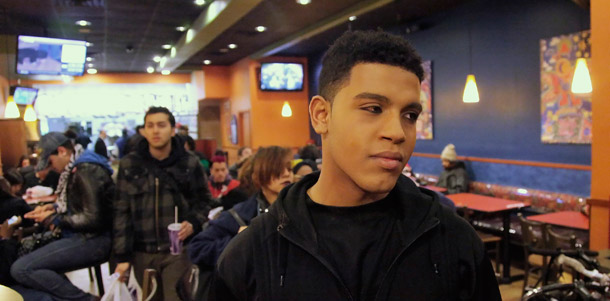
[202,66,231,99]
[219,57,310,151]
[589,0,610,250]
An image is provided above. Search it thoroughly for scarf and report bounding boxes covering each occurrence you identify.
[54,147,82,214]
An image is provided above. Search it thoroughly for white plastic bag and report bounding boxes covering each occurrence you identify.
[101,269,142,301]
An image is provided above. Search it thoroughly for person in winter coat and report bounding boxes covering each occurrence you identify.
[436,143,470,194]
[211,30,501,300]
[11,132,115,300]
[188,146,293,267]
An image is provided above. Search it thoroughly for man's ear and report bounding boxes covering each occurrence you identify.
[309,95,331,135]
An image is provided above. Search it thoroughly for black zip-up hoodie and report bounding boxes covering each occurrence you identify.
[213,172,501,300]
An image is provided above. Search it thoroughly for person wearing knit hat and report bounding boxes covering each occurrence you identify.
[437,143,470,194]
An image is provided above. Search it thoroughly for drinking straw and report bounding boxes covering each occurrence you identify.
[175,206,178,224]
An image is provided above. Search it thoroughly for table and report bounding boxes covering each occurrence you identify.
[421,185,447,193]
[448,193,529,284]
[0,285,23,301]
[527,211,589,230]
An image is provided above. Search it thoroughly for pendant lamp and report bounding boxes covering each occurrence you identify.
[24,104,37,121]
[462,27,479,103]
[571,58,592,94]
[4,96,20,118]
[281,101,292,117]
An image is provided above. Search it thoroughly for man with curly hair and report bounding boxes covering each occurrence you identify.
[212,30,501,300]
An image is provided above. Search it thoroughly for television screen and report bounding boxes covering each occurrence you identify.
[17,35,87,76]
[12,87,39,105]
[260,63,304,91]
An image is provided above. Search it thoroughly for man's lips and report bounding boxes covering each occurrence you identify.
[371,151,404,170]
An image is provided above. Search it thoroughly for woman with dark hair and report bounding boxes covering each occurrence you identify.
[188,146,293,267]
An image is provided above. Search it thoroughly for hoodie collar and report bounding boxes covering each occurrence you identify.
[73,150,113,175]
[271,171,441,250]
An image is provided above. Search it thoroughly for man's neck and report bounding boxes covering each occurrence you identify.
[307,165,388,207]
[149,142,172,161]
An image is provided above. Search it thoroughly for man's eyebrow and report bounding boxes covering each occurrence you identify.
[354,92,389,103]
[406,102,423,112]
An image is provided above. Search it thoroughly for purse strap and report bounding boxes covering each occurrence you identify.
[228,208,247,227]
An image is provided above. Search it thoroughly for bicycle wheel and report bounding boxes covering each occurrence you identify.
[522,282,608,301]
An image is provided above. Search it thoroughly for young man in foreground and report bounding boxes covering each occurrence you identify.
[212,30,501,300]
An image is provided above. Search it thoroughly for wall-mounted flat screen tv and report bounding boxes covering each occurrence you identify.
[260,63,304,91]
[17,35,87,76]
[11,86,39,105]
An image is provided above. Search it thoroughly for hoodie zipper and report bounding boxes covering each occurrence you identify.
[155,177,161,251]
[277,224,355,301]
[373,218,440,301]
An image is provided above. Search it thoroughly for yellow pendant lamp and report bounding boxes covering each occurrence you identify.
[571,58,592,94]
[4,96,20,118]
[462,27,479,103]
[281,101,292,117]
[24,104,37,121]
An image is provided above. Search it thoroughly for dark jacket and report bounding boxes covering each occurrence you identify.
[94,137,108,159]
[49,150,115,234]
[189,192,268,267]
[0,189,32,223]
[437,161,470,194]
[113,137,212,262]
[213,173,501,300]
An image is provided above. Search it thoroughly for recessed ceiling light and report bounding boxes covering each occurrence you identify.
[255,26,267,32]
[147,66,155,73]
[176,26,187,32]
[86,57,94,62]
[228,44,237,49]
[85,42,93,47]
[194,0,205,5]
[203,60,211,65]
[87,68,97,74]
[76,20,91,26]
[296,0,311,5]
[87,63,94,67]
[349,15,357,21]
[219,48,229,53]
[162,44,172,49]
[161,70,171,75]
[153,56,161,62]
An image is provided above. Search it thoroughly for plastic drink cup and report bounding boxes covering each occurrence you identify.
[168,223,182,255]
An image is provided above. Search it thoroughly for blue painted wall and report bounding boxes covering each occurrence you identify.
[307,0,591,196]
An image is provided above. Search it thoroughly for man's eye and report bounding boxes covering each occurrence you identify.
[403,112,420,121]
[363,106,382,114]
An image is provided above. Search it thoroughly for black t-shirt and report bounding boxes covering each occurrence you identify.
[306,195,403,300]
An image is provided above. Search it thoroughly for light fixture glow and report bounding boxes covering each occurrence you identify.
[147,66,155,73]
[462,74,480,103]
[171,47,177,58]
[24,105,37,122]
[219,48,228,53]
[85,42,93,47]
[349,16,357,21]
[203,60,211,65]
[255,26,267,32]
[162,44,172,49]
[571,58,592,94]
[75,20,91,26]
[296,0,311,5]
[186,29,195,43]
[228,44,237,49]
[153,56,162,62]
[281,101,293,117]
[160,57,167,68]
[87,68,98,74]
[161,70,171,75]
[87,63,94,67]
[176,26,187,32]
[194,0,206,5]
[86,57,93,62]
[4,96,20,118]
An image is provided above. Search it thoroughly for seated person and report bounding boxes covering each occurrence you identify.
[11,132,115,301]
[293,159,318,182]
[436,143,469,194]
[208,155,241,208]
[189,146,293,268]
[228,147,253,179]
[4,169,24,196]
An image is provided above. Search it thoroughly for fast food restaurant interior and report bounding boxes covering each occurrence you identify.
[0,0,609,300]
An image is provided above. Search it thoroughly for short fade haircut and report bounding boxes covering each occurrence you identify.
[144,106,176,127]
[318,30,424,103]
